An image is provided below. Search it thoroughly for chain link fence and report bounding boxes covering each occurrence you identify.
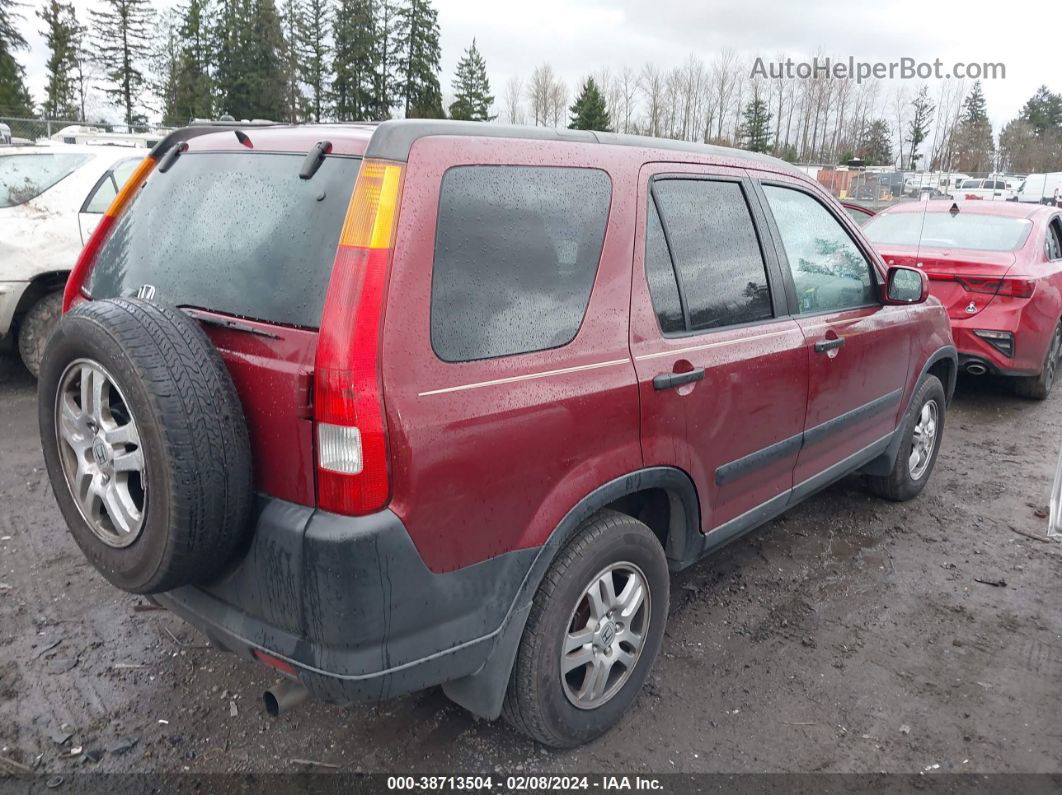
[0,117,160,145]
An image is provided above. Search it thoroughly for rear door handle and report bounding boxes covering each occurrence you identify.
[653,368,705,390]
[814,337,845,353]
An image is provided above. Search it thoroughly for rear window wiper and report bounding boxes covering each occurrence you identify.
[181,307,281,339]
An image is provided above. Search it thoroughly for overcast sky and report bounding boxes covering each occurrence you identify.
[14,0,1053,129]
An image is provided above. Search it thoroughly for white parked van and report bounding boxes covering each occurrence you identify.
[956,177,1015,201]
[1015,173,1062,205]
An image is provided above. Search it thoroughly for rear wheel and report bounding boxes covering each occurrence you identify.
[1014,321,1062,400]
[17,291,62,378]
[503,510,668,748]
[866,374,946,502]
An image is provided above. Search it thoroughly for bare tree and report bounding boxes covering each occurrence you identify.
[639,62,665,137]
[504,74,524,125]
[711,48,740,141]
[618,66,637,134]
[548,78,567,127]
[527,63,555,126]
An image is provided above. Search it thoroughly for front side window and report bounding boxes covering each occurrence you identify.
[647,178,773,333]
[430,165,611,362]
[0,153,92,207]
[763,185,877,314]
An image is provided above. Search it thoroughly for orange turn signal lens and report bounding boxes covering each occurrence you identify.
[338,160,404,249]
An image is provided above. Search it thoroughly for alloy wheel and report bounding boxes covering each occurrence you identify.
[54,359,147,548]
[560,562,651,710]
[909,399,939,481]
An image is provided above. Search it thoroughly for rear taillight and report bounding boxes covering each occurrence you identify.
[928,274,1035,299]
[314,159,404,516]
[62,155,157,312]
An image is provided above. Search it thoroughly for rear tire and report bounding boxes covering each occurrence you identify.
[17,291,62,378]
[1013,321,1062,401]
[38,298,253,594]
[866,375,946,502]
[502,510,669,748]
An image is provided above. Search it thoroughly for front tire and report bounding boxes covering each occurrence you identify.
[1014,321,1062,400]
[866,374,946,502]
[503,510,669,748]
[17,291,62,378]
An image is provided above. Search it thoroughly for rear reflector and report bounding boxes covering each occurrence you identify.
[252,649,296,677]
[314,160,404,516]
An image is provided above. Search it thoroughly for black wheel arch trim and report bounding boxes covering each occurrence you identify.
[443,465,701,719]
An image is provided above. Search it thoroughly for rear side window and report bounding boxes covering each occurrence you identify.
[648,178,773,332]
[0,153,92,207]
[86,152,361,328]
[83,158,141,213]
[430,165,612,362]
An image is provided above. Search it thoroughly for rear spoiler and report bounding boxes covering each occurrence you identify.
[148,121,282,159]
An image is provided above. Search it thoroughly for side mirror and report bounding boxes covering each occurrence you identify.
[883,266,929,305]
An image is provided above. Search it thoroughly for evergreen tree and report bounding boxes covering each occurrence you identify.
[215,0,286,120]
[38,1,80,119]
[906,85,934,170]
[568,77,610,131]
[449,38,493,121]
[1018,85,1062,135]
[90,0,156,127]
[370,0,398,118]
[300,0,330,121]
[280,0,308,122]
[332,0,376,120]
[857,119,893,166]
[739,94,771,153]
[394,0,443,118]
[155,13,182,126]
[213,0,246,117]
[169,0,214,124]
[0,0,34,116]
[952,81,994,173]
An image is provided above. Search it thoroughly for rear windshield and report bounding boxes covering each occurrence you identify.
[0,152,92,207]
[863,212,1033,252]
[86,152,361,328]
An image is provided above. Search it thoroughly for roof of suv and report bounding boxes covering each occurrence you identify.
[170,119,804,178]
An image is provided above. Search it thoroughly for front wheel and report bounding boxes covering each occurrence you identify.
[502,510,669,748]
[17,291,63,377]
[1014,321,1062,400]
[866,374,946,502]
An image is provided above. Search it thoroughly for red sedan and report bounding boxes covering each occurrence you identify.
[864,200,1062,399]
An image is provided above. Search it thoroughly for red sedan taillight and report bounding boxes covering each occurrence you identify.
[928,273,1035,299]
[314,160,404,516]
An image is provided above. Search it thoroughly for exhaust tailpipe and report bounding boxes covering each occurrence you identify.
[965,362,988,376]
[264,679,309,717]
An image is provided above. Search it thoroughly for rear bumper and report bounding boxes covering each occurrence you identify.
[155,497,536,706]
[951,310,1043,377]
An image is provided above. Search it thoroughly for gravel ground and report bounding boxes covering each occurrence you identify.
[1,347,1061,779]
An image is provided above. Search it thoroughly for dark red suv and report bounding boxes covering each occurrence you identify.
[39,120,957,747]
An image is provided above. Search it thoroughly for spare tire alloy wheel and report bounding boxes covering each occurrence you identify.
[55,359,146,547]
[562,562,650,709]
[39,298,252,594]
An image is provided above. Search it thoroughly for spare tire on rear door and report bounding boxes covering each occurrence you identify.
[38,298,253,594]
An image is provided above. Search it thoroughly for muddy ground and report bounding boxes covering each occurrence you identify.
[1,346,1060,780]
